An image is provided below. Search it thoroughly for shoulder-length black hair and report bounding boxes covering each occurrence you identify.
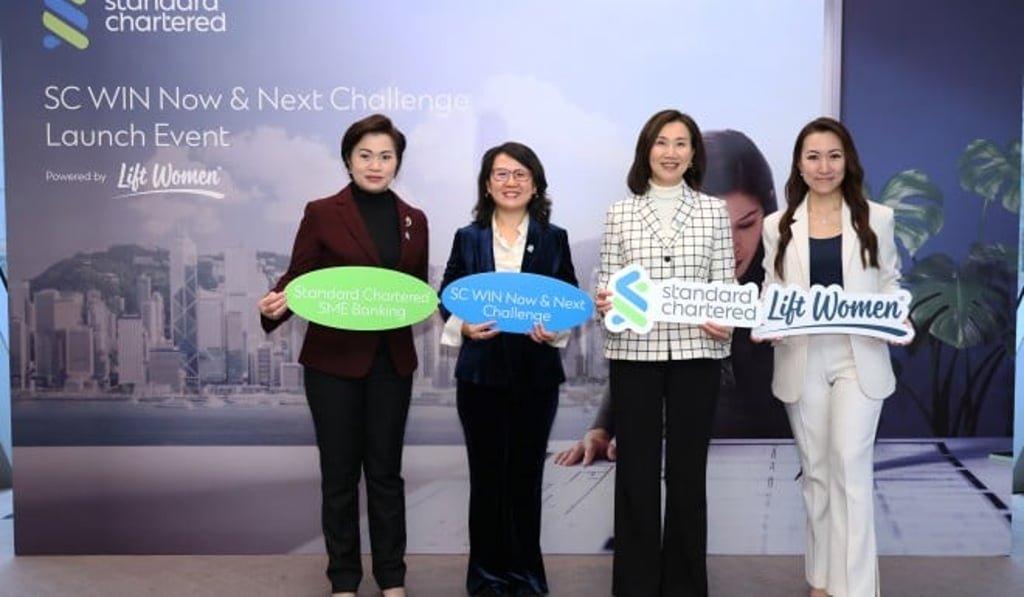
[472,141,553,227]
[626,109,706,195]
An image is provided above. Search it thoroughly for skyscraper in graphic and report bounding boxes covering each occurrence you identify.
[141,291,165,345]
[224,310,246,384]
[9,317,26,390]
[116,316,147,388]
[136,274,151,315]
[197,290,226,383]
[32,289,59,385]
[86,290,114,386]
[170,233,199,389]
[33,289,84,387]
[61,326,94,390]
[148,346,184,393]
[255,342,272,386]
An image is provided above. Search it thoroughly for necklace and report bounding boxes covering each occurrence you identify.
[810,200,841,225]
[813,210,839,225]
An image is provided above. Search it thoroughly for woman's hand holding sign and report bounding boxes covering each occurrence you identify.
[258,290,288,320]
[527,322,558,344]
[462,320,499,342]
[595,288,613,317]
[699,321,732,341]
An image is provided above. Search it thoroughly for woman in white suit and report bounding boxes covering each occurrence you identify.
[761,117,901,597]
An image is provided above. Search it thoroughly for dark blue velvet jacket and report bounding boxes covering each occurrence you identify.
[439,220,578,388]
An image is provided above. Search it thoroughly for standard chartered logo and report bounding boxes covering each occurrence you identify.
[43,0,90,50]
[606,265,654,334]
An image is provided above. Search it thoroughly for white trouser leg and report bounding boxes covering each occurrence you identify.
[786,335,882,597]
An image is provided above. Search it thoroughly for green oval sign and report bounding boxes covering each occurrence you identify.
[284,266,438,330]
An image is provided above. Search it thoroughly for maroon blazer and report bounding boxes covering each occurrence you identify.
[261,184,429,378]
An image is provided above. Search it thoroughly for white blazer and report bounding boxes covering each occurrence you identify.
[761,199,902,402]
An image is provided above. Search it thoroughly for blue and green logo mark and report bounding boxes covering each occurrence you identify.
[605,264,654,334]
[43,0,90,50]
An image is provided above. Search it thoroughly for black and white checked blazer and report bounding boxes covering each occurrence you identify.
[597,184,734,361]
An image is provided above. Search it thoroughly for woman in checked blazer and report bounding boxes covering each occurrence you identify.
[595,109,734,597]
[761,117,902,597]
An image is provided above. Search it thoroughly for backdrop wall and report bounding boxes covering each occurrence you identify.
[0,0,1017,557]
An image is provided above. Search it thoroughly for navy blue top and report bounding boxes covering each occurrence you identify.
[809,234,843,287]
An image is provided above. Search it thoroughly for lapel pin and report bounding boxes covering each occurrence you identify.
[404,215,412,228]
[526,244,534,253]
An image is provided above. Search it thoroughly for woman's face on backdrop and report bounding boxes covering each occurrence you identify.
[799,131,846,198]
[486,153,536,215]
[347,133,397,193]
[723,191,764,279]
[648,120,694,187]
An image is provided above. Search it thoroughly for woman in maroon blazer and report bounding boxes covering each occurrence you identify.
[257,114,427,597]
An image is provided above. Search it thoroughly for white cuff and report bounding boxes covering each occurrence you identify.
[440,315,464,347]
[548,329,570,348]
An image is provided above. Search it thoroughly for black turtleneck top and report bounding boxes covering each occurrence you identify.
[351,184,400,268]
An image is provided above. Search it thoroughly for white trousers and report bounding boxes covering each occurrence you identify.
[785,335,883,597]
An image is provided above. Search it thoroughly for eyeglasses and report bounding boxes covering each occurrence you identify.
[491,168,532,183]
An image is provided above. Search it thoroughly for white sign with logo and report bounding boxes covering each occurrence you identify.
[604,266,915,343]
[751,283,914,342]
[604,264,761,334]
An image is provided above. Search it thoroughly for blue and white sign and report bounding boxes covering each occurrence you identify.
[751,284,915,342]
[441,272,593,334]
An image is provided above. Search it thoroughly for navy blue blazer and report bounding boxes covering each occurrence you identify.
[439,220,578,389]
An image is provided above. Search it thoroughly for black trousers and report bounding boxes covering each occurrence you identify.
[610,359,720,597]
[304,366,412,593]
[457,380,559,596]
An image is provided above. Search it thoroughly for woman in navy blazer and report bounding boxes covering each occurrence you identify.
[258,114,427,597]
[439,142,578,597]
[761,117,902,597]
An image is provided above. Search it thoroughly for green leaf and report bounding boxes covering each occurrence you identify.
[875,169,944,256]
[904,253,1010,349]
[967,241,1017,275]
[958,139,1021,213]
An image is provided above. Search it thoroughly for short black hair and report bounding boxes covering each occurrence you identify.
[340,113,407,175]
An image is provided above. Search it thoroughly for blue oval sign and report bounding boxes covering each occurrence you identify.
[441,272,593,334]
